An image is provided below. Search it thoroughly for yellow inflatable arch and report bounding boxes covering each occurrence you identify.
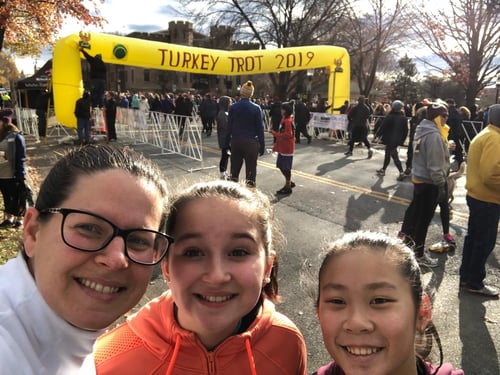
[53,32,350,128]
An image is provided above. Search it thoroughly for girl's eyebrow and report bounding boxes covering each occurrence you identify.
[321,281,397,291]
[365,282,397,291]
[174,232,257,242]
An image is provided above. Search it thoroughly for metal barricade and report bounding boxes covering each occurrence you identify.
[15,107,39,138]
[115,109,208,168]
[460,120,484,156]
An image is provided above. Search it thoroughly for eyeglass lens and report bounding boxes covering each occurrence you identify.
[62,211,169,264]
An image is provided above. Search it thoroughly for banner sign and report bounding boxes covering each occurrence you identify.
[309,113,348,130]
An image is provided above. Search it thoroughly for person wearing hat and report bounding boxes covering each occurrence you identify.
[459,104,500,297]
[399,102,451,268]
[271,102,296,194]
[0,116,26,229]
[375,100,408,180]
[80,49,107,108]
[225,81,266,187]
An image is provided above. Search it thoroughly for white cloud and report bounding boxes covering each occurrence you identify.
[15,0,185,75]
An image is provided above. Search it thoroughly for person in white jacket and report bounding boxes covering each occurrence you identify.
[0,145,171,374]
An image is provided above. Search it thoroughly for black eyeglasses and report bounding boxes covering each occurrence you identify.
[39,208,173,265]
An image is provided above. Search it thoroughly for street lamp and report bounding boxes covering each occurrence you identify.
[331,59,343,111]
[496,72,500,104]
[306,69,314,100]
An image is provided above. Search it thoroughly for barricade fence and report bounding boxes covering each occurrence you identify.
[15,106,206,168]
[460,121,484,156]
[15,107,485,163]
[15,107,39,139]
[112,108,205,163]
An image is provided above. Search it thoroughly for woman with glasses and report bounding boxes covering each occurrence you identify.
[0,145,171,374]
[93,180,307,375]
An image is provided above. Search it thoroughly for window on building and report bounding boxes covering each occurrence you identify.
[144,70,150,82]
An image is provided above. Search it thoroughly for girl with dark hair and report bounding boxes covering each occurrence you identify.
[313,231,463,375]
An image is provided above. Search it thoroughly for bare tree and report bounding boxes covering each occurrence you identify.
[336,0,408,99]
[407,0,499,107]
[178,0,350,98]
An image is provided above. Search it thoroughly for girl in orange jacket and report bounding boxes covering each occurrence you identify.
[93,180,307,375]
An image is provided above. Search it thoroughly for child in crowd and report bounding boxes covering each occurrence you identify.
[93,180,308,374]
[272,102,296,195]
[313,231,464,375]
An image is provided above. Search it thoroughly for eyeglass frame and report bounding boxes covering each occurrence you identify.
[38,207,174,265]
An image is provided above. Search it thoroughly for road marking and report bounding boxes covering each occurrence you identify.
[203,145,469,221]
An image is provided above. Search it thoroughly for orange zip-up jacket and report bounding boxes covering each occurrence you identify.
[94,291,307,375]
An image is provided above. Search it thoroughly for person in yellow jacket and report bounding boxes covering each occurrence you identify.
[459,104,500,297]
[93,180,307,375]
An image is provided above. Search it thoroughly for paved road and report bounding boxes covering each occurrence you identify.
[26,131,499,374]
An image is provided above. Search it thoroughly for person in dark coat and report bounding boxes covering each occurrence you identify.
[269,96,282,134]
[344,95,373,158]
[446,98,465,167]
[74,91,92,144]
[216,96,232,179]
[294,98,312,144]
[199,94,218,136]
[80,49,107,108]
[174,93,194,137]
[404,101,428,176]
[104,91,117,142]
[35,90,50,139]
[375,100,409,180]
[224,81,265,187]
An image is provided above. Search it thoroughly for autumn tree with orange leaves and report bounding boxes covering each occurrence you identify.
[0,0,105,56]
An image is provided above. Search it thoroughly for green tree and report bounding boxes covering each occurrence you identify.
[390,55,419,103]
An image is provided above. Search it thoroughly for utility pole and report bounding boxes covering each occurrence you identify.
[496,72,500,104]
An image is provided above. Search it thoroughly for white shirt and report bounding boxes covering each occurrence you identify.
[0,254,102,374]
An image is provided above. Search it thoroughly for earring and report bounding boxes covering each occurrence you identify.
[263,277,271,284]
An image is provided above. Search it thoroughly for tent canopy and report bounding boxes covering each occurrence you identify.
[16,60,52,90]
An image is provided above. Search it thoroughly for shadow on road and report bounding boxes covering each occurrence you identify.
[459,294,499,375]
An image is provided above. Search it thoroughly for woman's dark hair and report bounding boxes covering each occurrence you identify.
[165,180,284,302]
[35,144,169,231]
